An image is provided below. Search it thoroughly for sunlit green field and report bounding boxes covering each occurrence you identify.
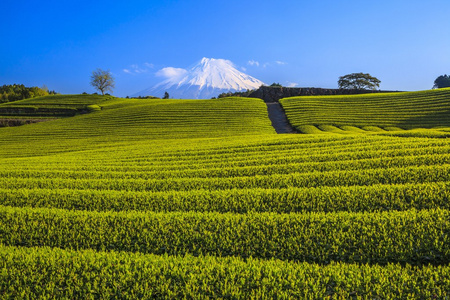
[281,88,450,136]
[0,93,449,298]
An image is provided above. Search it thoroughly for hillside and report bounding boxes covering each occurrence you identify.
[1,94,450,297]
[0,94,111,114]
[0,94,112,127]
[0,95,274,158]
[280,88,450,134]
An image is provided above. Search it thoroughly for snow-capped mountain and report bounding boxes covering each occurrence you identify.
[134,58,265,99]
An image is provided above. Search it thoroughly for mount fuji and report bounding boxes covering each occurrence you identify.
[134,58,265,99]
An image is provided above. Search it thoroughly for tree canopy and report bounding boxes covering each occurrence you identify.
[90,69,115,95]
[433,75,450,89]
[0,84,56,103]
[217,89,255,99]
[338,73,381,90]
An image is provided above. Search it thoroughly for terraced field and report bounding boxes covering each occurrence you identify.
[280,88,450,135]
[0,95,274,158]
[0,93,449,298]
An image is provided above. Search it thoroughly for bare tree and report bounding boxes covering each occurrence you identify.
[90,69,115,95]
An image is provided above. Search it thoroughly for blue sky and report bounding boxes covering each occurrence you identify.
[1,0,450,97]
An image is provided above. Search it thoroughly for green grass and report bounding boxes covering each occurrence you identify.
[1,93,450,297]
[280,88,450,134]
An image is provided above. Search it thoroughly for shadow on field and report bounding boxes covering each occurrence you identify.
[397,108,450,129]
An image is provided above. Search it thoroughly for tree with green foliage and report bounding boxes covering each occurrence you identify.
[270,83,283,87]
[90,69,115,95]
[217,89,255,98]
[0,84,53,103]
[163,92,169,99]
[433,75,450,89]
[338,73,381,90]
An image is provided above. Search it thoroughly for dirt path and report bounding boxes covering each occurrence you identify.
[266,102,297,134]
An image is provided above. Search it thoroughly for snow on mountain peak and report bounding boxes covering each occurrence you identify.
[134,58,265,99]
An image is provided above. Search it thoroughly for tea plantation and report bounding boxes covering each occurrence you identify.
[281,88,450,135]
[0,93,449,298]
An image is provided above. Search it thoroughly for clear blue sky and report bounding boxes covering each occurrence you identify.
[1,0,450,97]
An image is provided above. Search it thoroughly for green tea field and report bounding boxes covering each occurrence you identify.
[0,92,449,298]
[281,88,450,135]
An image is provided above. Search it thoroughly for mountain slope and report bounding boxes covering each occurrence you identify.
[135,58,265,99]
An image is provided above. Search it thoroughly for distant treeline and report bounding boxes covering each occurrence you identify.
[216,89,256,99]
[0,84,57,103]
[215,84,281,99]
[125,95,160,99]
